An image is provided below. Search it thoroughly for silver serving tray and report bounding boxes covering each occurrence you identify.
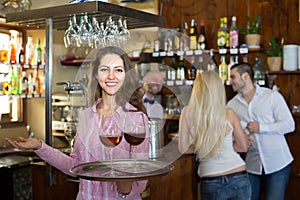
[70,159,174,181]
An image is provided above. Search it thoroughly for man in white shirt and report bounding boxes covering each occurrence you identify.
[227,63,295,200]
[142,70,165,119]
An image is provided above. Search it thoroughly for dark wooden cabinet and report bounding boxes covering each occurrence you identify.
[148,155,197,200]
[32,163,79,200]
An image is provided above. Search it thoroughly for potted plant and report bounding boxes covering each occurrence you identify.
[240,16,263,48]
[265,37,283,71]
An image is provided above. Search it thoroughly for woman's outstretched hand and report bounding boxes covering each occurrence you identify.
[5,137,42,150]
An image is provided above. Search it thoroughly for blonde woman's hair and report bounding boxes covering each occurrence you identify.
[186,70,227,159]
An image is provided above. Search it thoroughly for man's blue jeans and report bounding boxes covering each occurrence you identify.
[200,171,251,200]
[248,164,291,200]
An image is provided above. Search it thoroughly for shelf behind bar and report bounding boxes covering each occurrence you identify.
[266,70,300,75]
[5,1,166,30]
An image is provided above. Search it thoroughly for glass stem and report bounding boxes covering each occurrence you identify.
[110,148,113,168]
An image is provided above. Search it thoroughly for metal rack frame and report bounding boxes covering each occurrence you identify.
[6,1,166,30]
[6,1,165,186]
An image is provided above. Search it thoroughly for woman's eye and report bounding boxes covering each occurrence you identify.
[115,68,124,73]
[100,68,108,72]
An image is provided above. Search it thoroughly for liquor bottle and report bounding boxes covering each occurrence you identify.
[39,69,45,94]
[189,19,198,50]
[20,71,28,94]
[207,49,218,73]
[25,36,34,65]
[230,16,239,49]
[0,44,8,63]
[223,17,229,48]
[217,18,226,49]
[153,37,160,52]
[181,22,189,51]
[227,55,238,82]
[198,20,207,50]
[219,55,228,81]
[174,25,181,51]
[2,72,10,94]
[33,68,40,94]
[177,56,186,80]
[18,46,25,65]
[36,39,42,66]
[28,72,35,94]
[9,43,17,64]
[253,57,266,86]
[10,65,19,94]
[188,56,197,80]
[168,57,176,80]
[166,29,173,52]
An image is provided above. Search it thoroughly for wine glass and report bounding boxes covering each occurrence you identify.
[123,112,147,159]
[63,15,80,48]
[99,114,123,174]
[64,122,77,151]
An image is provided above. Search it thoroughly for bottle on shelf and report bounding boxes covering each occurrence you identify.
[20,71,28,94]
[33,68,40,94]
[188,55,197,80]
[0,44,8,63]
[207,49,218,73]
[28,72,35,94]
[198,19,207,50]
[177,56,186,80]
[174,25,181,51]
[153,37,160,52]
[166,29,173,52]
[10,65,20,94]
[167,57,176,81]
[2,72,10,94]
[39,68,45,94]
[9,37,17,64]
[18,46,25,65]
[227,55,238,82]
[181,22,189,51]
[223,17,229,48]
[240,44,249,62]
[253,57,266,86]
[36,39,42,66]
[25,36,34,65]
[217,17,226,49]
[229,16,239,49]
[189,19,198,50]
[219,55,228,82]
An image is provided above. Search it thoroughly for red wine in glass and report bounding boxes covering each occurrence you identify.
[124,132,145,146]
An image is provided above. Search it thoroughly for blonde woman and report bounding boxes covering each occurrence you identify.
[178,70,251,200]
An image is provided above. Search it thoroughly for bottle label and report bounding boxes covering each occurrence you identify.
[190,36,197,50]
[230,31,239,48]
[217,32,226,48]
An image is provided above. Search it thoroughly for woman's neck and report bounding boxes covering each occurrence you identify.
[98,94,118,115]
